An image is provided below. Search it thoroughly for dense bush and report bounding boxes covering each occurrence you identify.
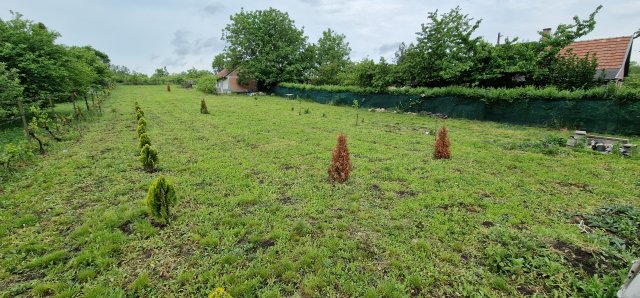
[196,76,218,94]
[0,142,33,169]
[279,83,640,102]
[145,175,177,225]
[327,134,351,183]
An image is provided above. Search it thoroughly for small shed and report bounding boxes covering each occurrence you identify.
[561,36,634,82]
[216,68,258,93]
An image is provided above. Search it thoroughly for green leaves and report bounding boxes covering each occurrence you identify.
[222,8,309,89]
[0,12,112,121]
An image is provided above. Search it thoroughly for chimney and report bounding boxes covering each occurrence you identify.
[542,28,552,36]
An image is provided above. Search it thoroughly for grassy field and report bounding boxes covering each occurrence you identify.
[1,85,639,297]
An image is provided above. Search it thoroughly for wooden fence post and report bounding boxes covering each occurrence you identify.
[72,93,78,121]
[84,93,90,112]
[48,95,55,113]
[17,98,32,144]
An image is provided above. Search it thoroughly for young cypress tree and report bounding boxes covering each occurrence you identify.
[139,144,158,172]
[167,84,171,92]
[328,134,351,183]
[145,175,176,225]
[201,98,209,114]
[138,133,151,149]
[433,126,451,159]
[137,117,147,136]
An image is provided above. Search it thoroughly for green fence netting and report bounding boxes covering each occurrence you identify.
[274,86,640,135]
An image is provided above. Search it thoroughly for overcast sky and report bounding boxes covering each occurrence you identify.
[2,0,638,75]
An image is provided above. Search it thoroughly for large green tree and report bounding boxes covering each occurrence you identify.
[0,12,113,109]
[211,53,226,73]
[221,8,310,89]
[399,7,482,87]
[310,28,351,85]
[0,12,69,99]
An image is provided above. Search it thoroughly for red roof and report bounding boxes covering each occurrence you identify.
[216,68,233,78]
[560,36,632,70]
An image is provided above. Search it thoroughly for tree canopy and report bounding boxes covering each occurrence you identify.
[0,11,113,120]
[309,28,351,85]
[221,8,310,89]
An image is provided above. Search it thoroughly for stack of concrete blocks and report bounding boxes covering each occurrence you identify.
[567,130,636,156]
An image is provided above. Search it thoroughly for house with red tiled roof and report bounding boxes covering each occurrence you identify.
[216,68,257,93]
[560,36,634,82]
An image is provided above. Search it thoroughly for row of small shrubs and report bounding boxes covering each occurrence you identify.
[135,103,158,172]
[135,102,176,226]
[327,127,450,183]
[279,82,640,103]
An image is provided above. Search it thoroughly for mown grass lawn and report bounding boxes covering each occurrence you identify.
[1,85,639,297]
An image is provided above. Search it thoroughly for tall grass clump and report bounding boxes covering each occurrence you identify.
[145,175,176,225]
[434,127,451,159]
[328,134,351,183]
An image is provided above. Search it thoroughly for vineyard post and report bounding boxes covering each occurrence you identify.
[48,95,54,113]
[17,97,32,144]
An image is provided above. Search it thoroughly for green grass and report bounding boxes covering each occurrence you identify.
[1,85,639,297]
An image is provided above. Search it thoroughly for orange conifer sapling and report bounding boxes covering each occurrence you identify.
[433,126,451,159]
[328,134,352,183]
[201,98,209,114]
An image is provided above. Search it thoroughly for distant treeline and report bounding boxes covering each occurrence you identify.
[110,66,213,86]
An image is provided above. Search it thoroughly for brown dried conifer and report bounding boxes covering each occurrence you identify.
[433,126,451,159]
[201,98,209,114]
[328,134,351,183]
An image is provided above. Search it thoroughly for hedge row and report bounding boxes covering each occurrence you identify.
[279,83,640,102]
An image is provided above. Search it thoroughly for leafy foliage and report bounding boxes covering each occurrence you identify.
[279,82,640,102]
[0,142,32,169]
[0,12,112,121]
[196,76,218,94]
[0,63,23,119]
[222,8,310,89]
[327,134,351,183]
[145,175,176,225]
[400,7,482,87]
[309,29,351,85]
